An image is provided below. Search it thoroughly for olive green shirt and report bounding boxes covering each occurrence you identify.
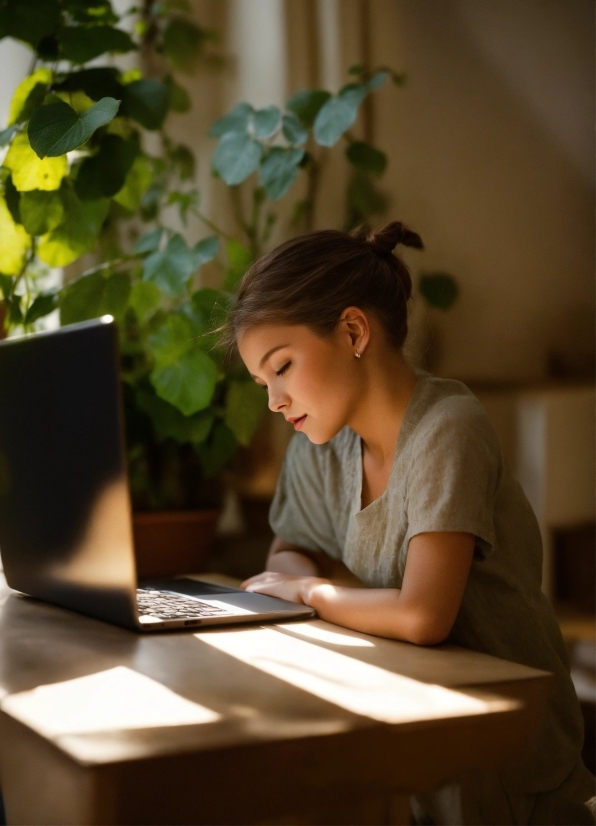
[269,374,587,800]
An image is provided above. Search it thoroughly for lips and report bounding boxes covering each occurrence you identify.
[287,415,307,431]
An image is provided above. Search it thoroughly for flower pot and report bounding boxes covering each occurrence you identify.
[132,509,220,579]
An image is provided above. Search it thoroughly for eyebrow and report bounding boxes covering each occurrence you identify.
[259,344,288,369]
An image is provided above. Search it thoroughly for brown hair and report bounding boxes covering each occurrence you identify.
[224,220,423,350]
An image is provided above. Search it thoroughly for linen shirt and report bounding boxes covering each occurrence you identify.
[269,373,586,800]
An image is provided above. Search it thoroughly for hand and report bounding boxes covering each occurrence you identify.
[240,571,328,605]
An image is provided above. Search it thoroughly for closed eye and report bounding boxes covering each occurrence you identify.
[276,362,290,377]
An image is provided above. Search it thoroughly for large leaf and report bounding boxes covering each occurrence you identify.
[0,197,30,275]
[345,141,387,178]
[75,134,139,200]
[259,147,304,201]
[4,175,21,224]
[142,233,200,297]
[194,235,219,267]
[313,84,368,147]
[287,89,331,127]
[136,388,214,445]
[150,350,219,416]
[129,280,161,322]
[60,271,131,325]
[164,75,191,113]
[28,97,120,159]
[0,0,60,46]
[60,25,136,64]
[134,228,163,255]
[150,314,198,368]
[253,106,281,139]
[37,186,109,266]
[112,154,153,212]
[191,287,229,330]
[419,273,459,311]
[162,18,205,73]
[121,80,169,131]
[212,132,263,186]
[224,380,267,446]
[208,102,253,138]
[4,132,67,191]
[20,189,64,235]
[224,239,252,291]
[62,0,118,25]
[24,291,58,324]
[282,113,308,146]
[8,68,52,126]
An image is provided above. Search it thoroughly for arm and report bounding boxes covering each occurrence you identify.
[243,531,475,645]
[266,536,363,586]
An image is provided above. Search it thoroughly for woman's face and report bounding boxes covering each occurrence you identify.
[238,321,364,444]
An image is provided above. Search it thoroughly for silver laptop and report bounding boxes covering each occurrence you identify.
[0,318,314,631]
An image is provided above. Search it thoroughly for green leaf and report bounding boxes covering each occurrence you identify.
[134,228,163,255]
[224,380,267,446]
[162,18,205,72]
[4,175,21,224]
[4,132,67,191]
[259,147,304,201]
[37,186,109,267]
[169,144,194,180]
[74,134,138,199]
[167,189,199,224]
[54,68,123,101]
[60,271,131,325]
[0,275,14,300]
[286,89,331,127]
[0,197,30,275]
[0,125,18,147]
[313,85,368,147]
[212,132,263,186]
[20,189,64,235]
[345,142,387,178]
[24,291,58,324]
[142,233,198,297]
[129,280,161,322]
[121,79,169,131]
[164,75,191,113]
[208,102,253,138]
[0,0,60,46]
[62,0,119,25]
[191,287,229,330]
[253,106,281,139]
[346,171,387,226]
[198,420,236,477]
[282,113,308,146]
[150,349,219,416]
[28,97,121,159]
[224,239,253,291]
[419,273,459,311]
[150,313,198,367]
[60,26,136,64]
[193,235,219,267]
[367,70,390,91]
[8,68,52,126]
[112,154,153,212]
[136,388,214,444]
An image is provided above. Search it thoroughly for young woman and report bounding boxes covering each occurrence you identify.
[226,221,594,825]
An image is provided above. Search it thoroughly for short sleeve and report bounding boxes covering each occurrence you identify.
[269,434,342,558]
[405,397,501,559]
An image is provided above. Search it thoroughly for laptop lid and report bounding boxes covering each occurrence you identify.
[0,318,139,629]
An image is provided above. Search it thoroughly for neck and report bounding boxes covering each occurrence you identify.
[348,349,418,467]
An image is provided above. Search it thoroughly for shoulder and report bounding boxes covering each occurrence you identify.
[409,376,500,454]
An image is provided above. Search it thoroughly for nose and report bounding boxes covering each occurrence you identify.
[267,386,289,414]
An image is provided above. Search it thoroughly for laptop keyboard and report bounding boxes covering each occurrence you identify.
[136,589,228,620]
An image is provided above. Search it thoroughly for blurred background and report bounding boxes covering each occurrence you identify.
[0,0,594,766]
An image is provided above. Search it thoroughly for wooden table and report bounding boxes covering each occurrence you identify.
[0,574,550,825]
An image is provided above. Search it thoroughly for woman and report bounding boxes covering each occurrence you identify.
[225,221,594,825]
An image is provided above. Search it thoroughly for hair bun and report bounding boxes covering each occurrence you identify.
[366,221,424,255]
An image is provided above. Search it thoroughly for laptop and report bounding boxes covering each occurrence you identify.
[0,317,314,631]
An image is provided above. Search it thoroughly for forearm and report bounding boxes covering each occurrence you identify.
[302,581,446,645]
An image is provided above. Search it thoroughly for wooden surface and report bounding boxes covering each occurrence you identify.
[0,573,551,825]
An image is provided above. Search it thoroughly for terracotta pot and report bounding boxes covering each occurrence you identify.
[132,509,220,579]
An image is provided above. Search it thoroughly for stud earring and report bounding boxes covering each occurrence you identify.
[355,351,361,359]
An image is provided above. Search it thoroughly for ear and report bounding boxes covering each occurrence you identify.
[340,307,370,356]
